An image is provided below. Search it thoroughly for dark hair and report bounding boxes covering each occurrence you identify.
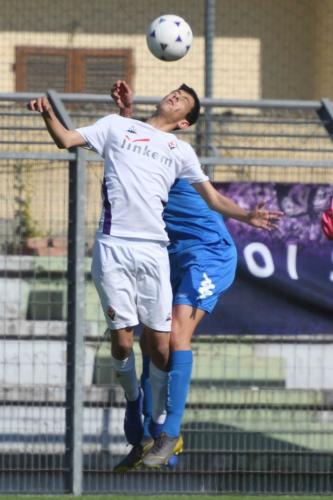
[178,83,201,126]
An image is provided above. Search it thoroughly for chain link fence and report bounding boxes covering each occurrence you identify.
[1,0,333,496]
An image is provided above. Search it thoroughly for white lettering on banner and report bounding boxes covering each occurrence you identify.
[243,242,274,278]
[287,243,298,280]
[197,273,216,299]
[243,243,314,280]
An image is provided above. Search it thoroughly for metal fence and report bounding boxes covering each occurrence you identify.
[0,90,333,495]
[1,0,333,495]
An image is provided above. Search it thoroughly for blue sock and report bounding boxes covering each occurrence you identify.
[140,354,153,439]
[163,350,193,438]
[149,419,164,439]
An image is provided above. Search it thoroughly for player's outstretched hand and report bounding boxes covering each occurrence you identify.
[111,80,133,110]
[27,96,52,117]
[246,203,283,231]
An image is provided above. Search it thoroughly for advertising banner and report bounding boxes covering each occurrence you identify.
[196,183,333,335]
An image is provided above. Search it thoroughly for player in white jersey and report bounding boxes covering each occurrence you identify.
[28,87,282,463]
[110,81,283,470]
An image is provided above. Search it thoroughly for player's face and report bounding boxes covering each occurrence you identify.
[158,89,195,124]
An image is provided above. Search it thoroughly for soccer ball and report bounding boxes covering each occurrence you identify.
[146,15,193,62]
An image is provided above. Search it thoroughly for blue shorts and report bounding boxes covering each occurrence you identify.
[169,240,237,313]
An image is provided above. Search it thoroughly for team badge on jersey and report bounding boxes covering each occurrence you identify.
[168,141,177,150]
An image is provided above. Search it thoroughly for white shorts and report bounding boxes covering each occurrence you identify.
[91,237,172,331]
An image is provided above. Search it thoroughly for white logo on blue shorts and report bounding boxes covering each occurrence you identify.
[197,273,215,299]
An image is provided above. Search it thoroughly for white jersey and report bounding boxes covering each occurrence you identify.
[76,115,208,242]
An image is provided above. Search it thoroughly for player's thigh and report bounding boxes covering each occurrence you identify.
[171,242,237,313]
[91,240,138,329]
[142,325,170,370]
[170,304,206,350]
[136,242,172,333]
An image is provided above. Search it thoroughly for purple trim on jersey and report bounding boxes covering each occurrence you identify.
[102,177,112,234]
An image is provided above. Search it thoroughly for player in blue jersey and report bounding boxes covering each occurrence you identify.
[111,81,278,470]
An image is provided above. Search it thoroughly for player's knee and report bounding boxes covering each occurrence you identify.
[150,344,170,371]
[170,327,191,351]
[170,335,191,351]
[112,344,132,359]
[111,335,133,359]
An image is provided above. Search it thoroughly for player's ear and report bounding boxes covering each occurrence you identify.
[177,119,190,130]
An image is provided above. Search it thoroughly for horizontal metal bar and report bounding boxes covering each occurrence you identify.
[0,92,322,110]
[213,131,329,139]
[0,92,43,101]
[191,335,333,344]
[221,117,325,125]
[82,152,333,168]
[0,126,47,131]
[4,151,331,169]
[0,141,57,145]
[59,94,322,110]
[0,151,75,160]
[217,145,333,153]
[0,334,331,344]
[199,156,333,167]
[1,400,332,411]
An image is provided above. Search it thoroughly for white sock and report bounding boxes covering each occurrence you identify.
[111,351,139,401]
[149,361,168,423]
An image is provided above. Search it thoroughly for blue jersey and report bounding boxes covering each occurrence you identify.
[164,178,235,252]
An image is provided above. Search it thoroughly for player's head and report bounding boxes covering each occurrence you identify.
[157,84,201,130]
[178,84,201,127]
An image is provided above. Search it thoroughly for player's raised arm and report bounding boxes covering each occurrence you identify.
[193,180,283,230]
[111,80,133,118]
[27,96,86,149]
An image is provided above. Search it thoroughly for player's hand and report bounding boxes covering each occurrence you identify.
[27,96,53,117]
[246,203,283,230]
[111,80,133,114]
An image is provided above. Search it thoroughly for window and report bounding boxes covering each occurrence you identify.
[15,47,133,93]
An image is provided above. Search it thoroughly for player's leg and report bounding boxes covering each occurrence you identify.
[142,305,204,467]
[139,330,169,439]
[163,304,205,435]
[112,336,152,473]
[135,239,172,425]
[110,327,144,446]
[114,239,172,470]
[91,239,143,446]
[113,329,164,472]
[143,241,237,467]
[139,333,153,440]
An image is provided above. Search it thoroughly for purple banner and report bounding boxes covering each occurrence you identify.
[196,182,333,335]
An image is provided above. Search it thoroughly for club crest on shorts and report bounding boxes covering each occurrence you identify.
[107,306,116,321]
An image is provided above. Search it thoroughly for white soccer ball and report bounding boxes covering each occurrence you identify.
[146,15,193,62]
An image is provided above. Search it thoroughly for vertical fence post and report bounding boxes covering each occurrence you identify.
[47,90,86,496]
[317,98,333,137]
[204,0,215,179]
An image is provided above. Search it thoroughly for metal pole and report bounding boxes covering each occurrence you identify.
[317,98,333,138]
[47,90,85,496]
[204,0,215,179]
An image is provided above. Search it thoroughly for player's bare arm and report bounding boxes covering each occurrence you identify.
[27,96,85,149]
[193,180,283,230]
[111,80,133,118]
